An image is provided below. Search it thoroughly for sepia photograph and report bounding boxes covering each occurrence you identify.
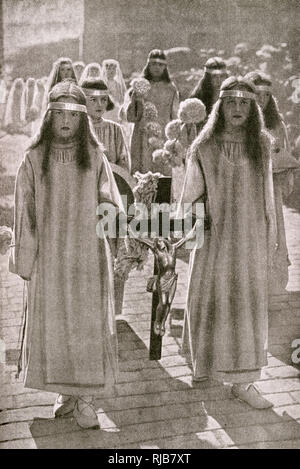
[0,0,299,452]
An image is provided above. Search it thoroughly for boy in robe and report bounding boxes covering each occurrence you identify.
[81,78,130,172]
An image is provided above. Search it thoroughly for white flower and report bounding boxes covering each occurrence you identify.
[148,137,164,150]
[145,121,162,138]
[152,149,172,167]
[143,102,158,121]
[131,78,151,96]
[178,98,206,124]
[165,119,181,140]
[0,226,12,255]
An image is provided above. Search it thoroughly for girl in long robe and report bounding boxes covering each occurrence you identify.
[245,71,300,294]
[9,81,124,429]
[179,77,277,409]
[125,49,179,175]
[81,78,130,172]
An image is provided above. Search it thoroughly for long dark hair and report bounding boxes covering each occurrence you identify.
[142,49,171,83]
[196,76,271,170]
[244,71,282,130]
[190,57,228,115]
[30,81,98,177]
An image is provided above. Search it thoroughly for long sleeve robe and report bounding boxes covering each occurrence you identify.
[93,118,131,173]
[269,119,300,294]
[179,133,276,383]
[9,141,124,396]
[126,81,179,176]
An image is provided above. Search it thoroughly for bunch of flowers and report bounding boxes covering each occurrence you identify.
[0,226,12,255]
[114,172,160,280]
[165,119,181,140]
[133,171,161,209]
[143,101,158,121]
[131,77,151,96]
[178,98,206,124]
[148,136,164,150]
[152,149,172,169]
[145,121,163,143]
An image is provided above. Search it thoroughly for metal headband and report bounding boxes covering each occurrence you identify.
[47,102,87,113]
[82,89,109,96]
[148,58,167,65]
[205,67,227,75]
[256,85,272,92]
[219,90,256,100]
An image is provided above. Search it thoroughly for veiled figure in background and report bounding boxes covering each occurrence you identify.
[102,59,127,123]
[3,78,25,134]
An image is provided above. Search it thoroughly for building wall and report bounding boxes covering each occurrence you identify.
[1,0,299,78]
[2,0,84,78]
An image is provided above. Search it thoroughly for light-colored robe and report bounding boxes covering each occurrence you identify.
[126,81,179,176]
[93,118,130,173]
[269,120,298,294]
[9,141,124,396]
[179,132,276,383]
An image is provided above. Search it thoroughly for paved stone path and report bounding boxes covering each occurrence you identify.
[0,136,299,449]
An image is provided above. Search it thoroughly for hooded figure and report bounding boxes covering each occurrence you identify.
[73,60,86,83]
[3,78,25,134]
[20,78,39,136]
[41,57,77,114]
[79,62,102,85]
[102,59,127,122]
[245,70,300,294]
[179,77,277,409]
[9,81,124,429]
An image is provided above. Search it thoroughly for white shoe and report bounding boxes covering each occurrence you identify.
[232,383,273,409]
[73,397,99,430]
[53,395,76,418]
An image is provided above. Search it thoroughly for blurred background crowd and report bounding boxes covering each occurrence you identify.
[0,41,299,156]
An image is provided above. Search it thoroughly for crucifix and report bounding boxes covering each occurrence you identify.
[114,173,199,361]
[130,176,197,360]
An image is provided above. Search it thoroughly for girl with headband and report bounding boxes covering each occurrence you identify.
[9,81,124,430]
[178,77,277,409]
[245,70,300,295]
[125,49,179,175]
[81,78,130,172]
[190,57,228,131]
